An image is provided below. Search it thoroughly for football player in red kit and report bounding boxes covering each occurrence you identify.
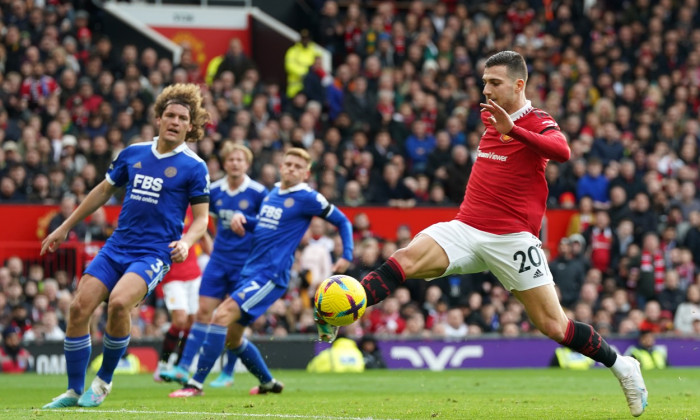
[317,50,648,417]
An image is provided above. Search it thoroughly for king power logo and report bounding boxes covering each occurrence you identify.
[390,345,484,370]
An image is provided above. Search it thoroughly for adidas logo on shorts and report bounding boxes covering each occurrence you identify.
[533,269,543,278]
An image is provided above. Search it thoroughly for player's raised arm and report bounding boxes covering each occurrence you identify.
[41,179,119,255]
[321,204,353,273]
[480,98,570,163]
[506,123,570,163]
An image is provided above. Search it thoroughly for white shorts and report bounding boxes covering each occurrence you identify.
[162,277,202,314]
[419,220,553,291]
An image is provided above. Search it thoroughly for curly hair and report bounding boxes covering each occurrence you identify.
[153,83,209,142]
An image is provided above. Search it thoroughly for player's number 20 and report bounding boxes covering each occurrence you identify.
[513,246,542,273]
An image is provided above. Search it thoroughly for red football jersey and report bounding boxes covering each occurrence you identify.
[161,207,202,284]
[455,101,569,236]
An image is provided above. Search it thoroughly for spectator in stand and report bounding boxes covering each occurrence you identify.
[638,300,673,334]
[584,209,614,275]
[404,120,436,175]
[657,270,686,316]
[0,325,31,373]
[368,162,415,208]
[566,195,595,237]
[367,296,405,336]
[285,29,322,99]
[670,181,700,221]
[208,38,254,86]
[549,237,586,309]
[48,194,87,241]
[630,192,659,243]
[673,284,700,335]
[591,122,624,166]
[609,159,645,203]
[576,158,609,209]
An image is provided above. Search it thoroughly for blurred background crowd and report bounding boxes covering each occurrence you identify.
[2,0,700,353]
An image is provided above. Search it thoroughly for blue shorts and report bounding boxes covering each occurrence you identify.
[230,276,287,326]
[85,244,171,296]
[199,258,244,300]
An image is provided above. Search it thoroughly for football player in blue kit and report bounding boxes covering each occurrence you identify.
[159,142,270,390]
[41,84,211,408]
[169,147,354,397]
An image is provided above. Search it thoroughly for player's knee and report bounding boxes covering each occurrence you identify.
[106,296,131,317]
[171,312,188,328]
[391,249,413,275]
[541,320,566,342]
[212,299,239,326]
[68,299,90,325]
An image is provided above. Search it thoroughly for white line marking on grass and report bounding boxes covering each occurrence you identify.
[7,408,396,420]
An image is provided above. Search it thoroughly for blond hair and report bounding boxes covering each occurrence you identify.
[220,141,253,164]
[285,147,311,169]
[153,83,209,142]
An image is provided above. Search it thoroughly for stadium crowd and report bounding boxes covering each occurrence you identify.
[2,0,700,357]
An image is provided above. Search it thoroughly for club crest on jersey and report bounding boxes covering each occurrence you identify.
[133,161,142,169]
[500,134,514,143]
[284,198,295,208]
[164,167,177,178]
[239,199,249,210]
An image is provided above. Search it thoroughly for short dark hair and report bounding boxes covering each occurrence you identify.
[485,50,528,83]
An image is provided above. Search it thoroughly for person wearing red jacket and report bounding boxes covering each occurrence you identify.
[1,325,31,373]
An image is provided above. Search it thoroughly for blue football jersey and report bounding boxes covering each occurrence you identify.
[105,139,210,258]
[208,175,267,266]
[241,182,334,286]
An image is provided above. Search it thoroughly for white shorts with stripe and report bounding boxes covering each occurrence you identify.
[419,220,553,291]
[162,277,202,314]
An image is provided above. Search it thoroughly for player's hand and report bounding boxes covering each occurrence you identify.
[480,99,514,134]
[331,257,350,274]
[40,228,68,256]
[168,240,189,263]
[229,213,247,237]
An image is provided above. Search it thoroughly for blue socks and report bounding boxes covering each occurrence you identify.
[178,322,209,371]
[64,335,92,394]
[222,349,238,376]
[233,338,272,384]
[192,324,227,384]
[97,333,130,384]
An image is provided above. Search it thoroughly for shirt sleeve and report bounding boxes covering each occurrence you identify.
[507,124,570,163]
[105,149,129,187]
[189,161,211,204]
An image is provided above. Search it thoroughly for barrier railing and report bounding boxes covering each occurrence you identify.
[0,241,103,285]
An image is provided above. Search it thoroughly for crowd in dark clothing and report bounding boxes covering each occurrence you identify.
[1,0,700,353]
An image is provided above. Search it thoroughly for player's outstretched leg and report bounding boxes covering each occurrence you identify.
[560,319,647,416]
[210,349,237,388]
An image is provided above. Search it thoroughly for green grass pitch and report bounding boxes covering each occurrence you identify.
[1,368,698,419]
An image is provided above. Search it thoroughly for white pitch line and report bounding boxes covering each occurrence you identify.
[6,408,397,420]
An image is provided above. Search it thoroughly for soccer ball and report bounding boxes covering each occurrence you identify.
[314,275,367,327]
